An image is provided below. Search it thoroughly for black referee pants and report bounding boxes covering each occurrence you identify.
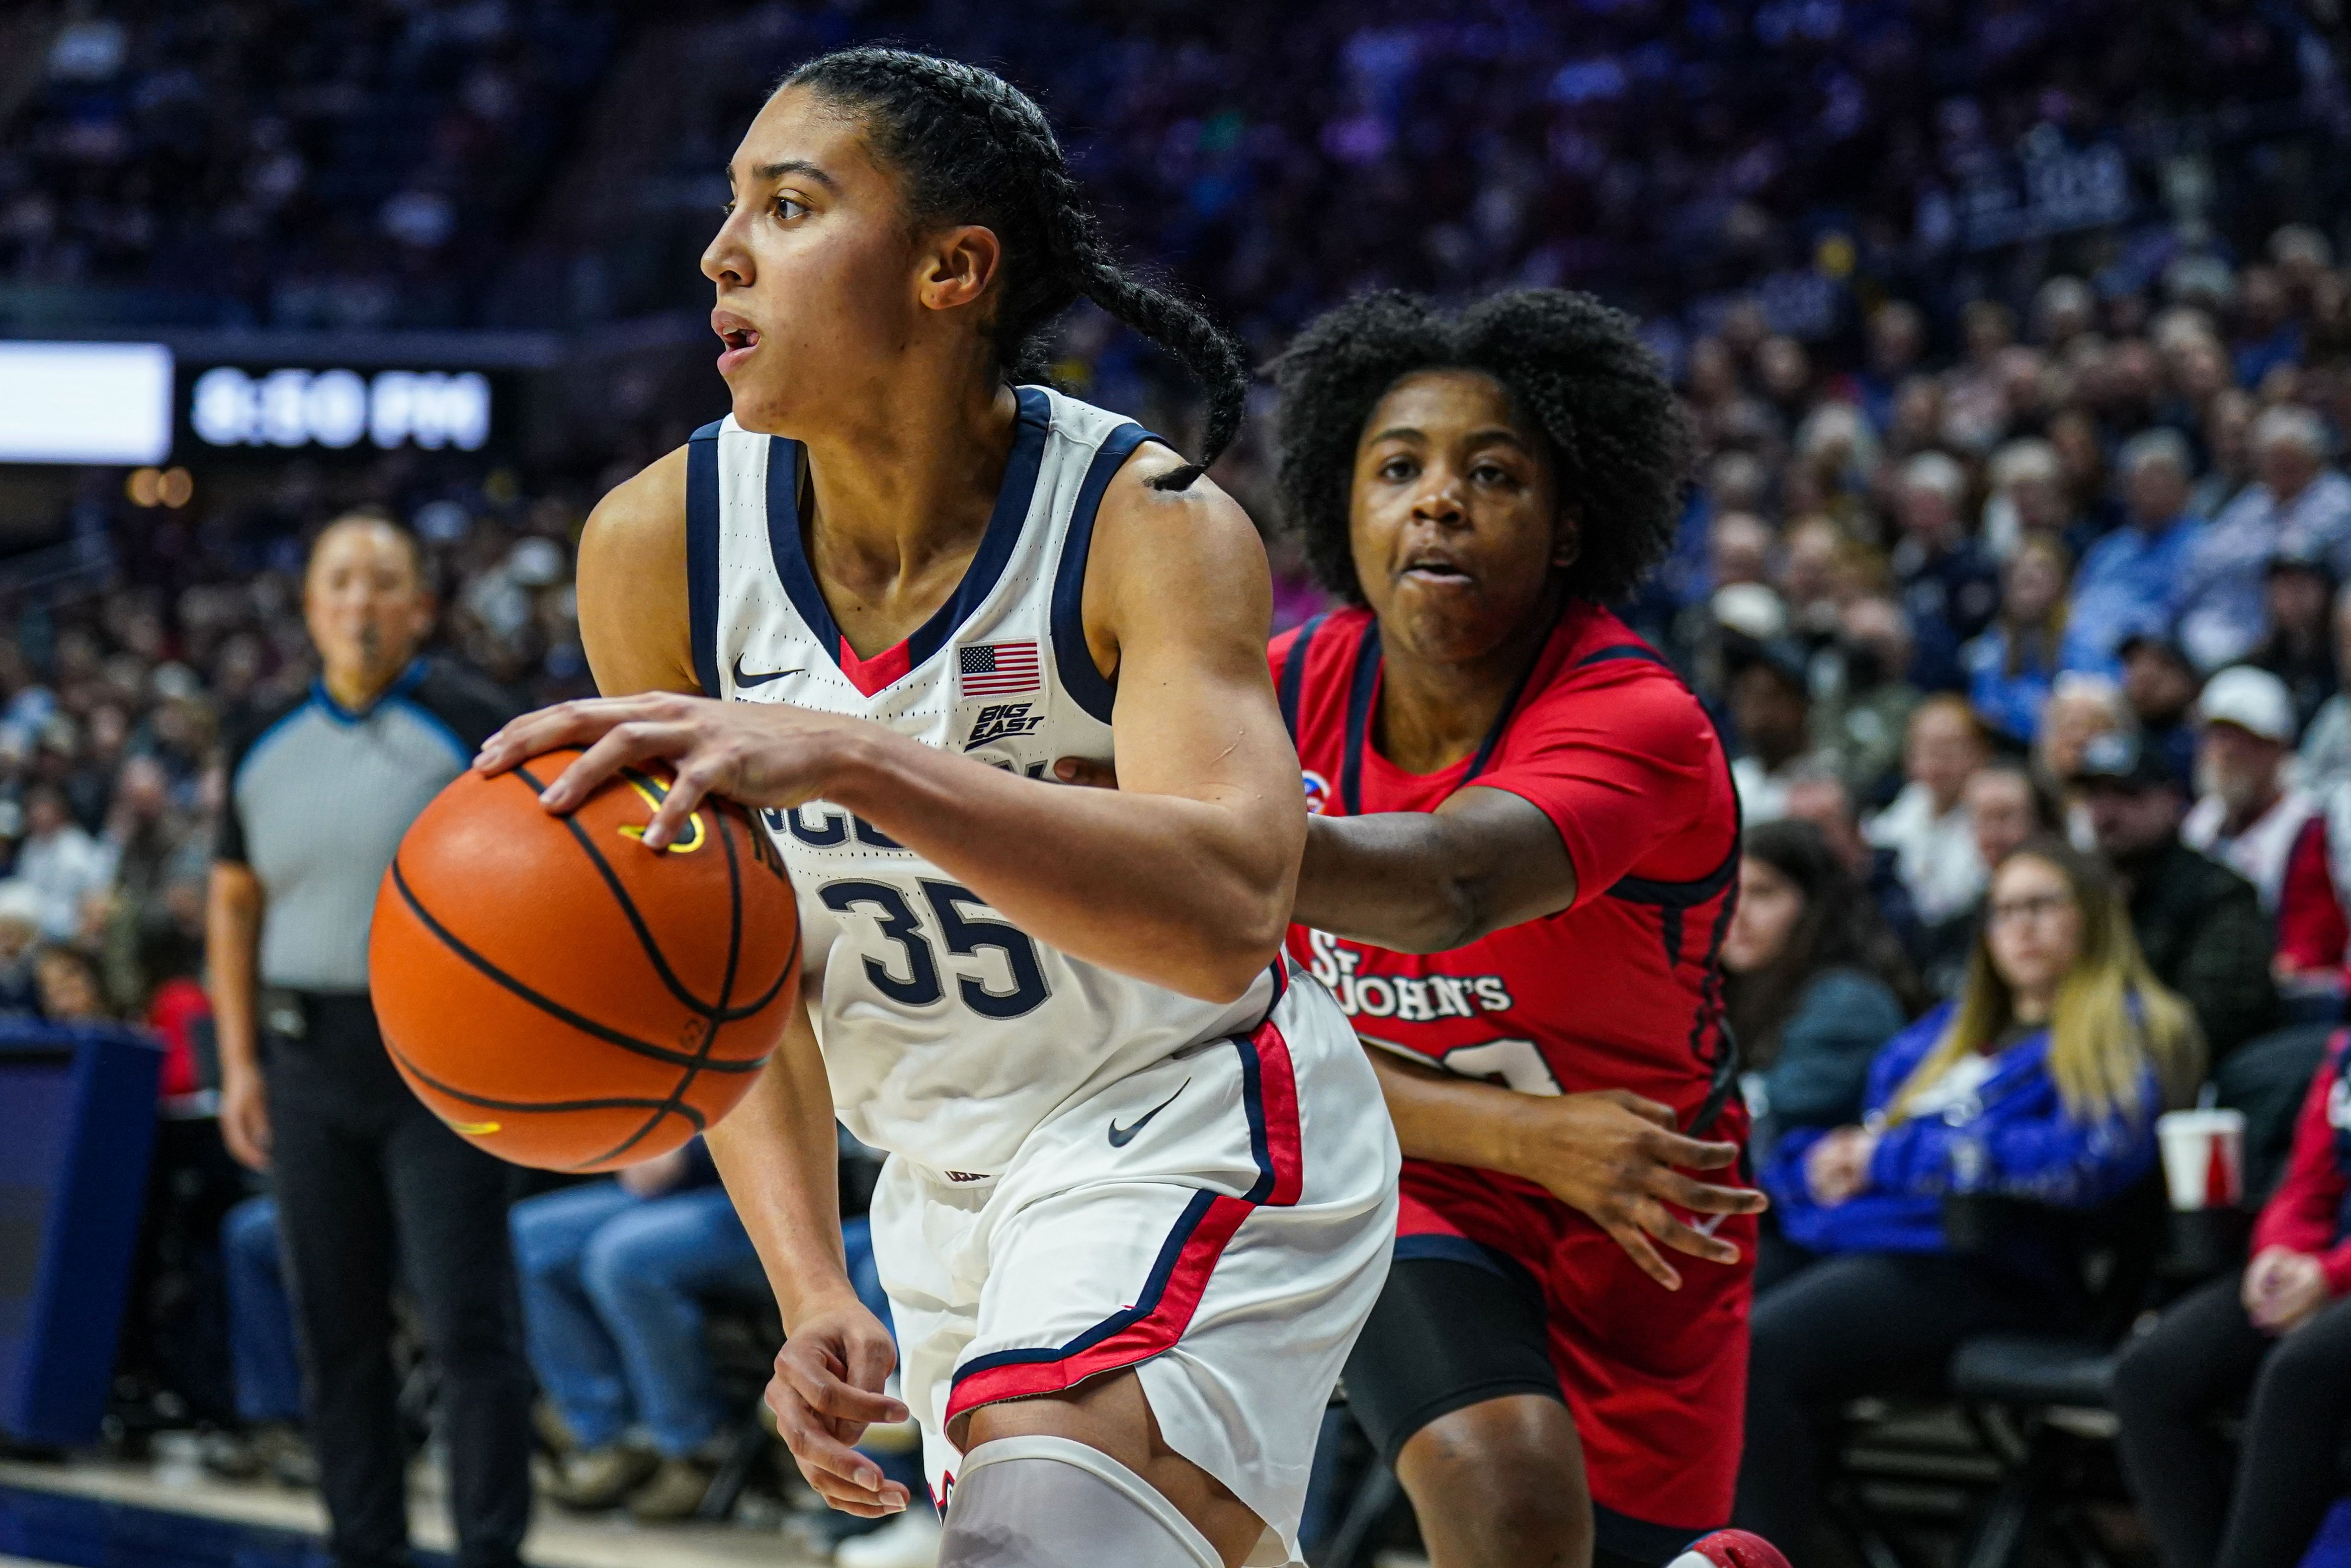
[266,994,534,1568]
[2112,1270,2351,1568]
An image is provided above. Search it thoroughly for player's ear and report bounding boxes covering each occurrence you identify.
[1551,509,1581,572]
[918,223,1003,315]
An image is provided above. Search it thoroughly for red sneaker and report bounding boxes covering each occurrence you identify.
[1669,1529,1793,1568]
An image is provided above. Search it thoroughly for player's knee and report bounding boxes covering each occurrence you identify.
[1400,1401,1589,1558]
[939,1436,1221,1568]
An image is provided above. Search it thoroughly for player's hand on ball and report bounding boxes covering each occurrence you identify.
[767,1296,912,1517]
[1510,1090,1766,1291]
[475,692,862,848]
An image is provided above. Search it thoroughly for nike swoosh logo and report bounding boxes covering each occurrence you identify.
[733,654,803,688]
[1108,1079,1189,1147]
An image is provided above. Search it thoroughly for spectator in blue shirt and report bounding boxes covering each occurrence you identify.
[1734,838,2203,1547]
[2063,430,2204,676]
[2177,405,2351,671]
[1893,451,2001,692]
[1965,535,2071,744]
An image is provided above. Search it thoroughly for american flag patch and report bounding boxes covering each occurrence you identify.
[958,640,1041,697]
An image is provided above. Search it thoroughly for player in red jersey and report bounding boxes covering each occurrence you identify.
[1266,290,1760,1567]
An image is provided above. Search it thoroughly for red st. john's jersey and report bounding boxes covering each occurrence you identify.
[1273,601,1742,1128]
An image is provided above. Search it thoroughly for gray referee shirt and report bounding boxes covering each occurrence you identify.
[216,658,516,993]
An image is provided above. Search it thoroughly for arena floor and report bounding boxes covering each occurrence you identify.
[0,1455,830,1568]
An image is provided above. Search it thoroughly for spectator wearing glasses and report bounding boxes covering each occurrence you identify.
[1735,839,2201,1548]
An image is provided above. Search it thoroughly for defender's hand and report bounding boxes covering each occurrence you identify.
[1507,1089,1766,1291]
[768,1297,911,1517]
[475,692,873,849]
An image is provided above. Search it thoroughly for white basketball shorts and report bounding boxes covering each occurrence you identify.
[866,963,1399,1567]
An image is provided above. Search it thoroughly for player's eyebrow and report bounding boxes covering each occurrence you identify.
[734,158,840,192]
[1364,425,1535,452]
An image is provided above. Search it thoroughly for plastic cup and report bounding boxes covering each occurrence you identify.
[2157,1108,2245,1210]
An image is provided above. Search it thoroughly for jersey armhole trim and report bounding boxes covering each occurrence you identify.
[1338,621,1384,816]
[1048,421,1156,725]
[686,420,724,699]
[1276,612,1329,741]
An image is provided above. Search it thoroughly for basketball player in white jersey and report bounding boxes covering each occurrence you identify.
[473,50,1399,1568]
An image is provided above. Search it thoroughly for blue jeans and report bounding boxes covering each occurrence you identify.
[512,1182,770,1457]
[222,1194,303,1426]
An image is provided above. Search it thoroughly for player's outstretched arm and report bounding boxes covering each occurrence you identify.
[1042,769,1572,956]
[1281,787,1574,953]
[1369,1049,1766,1289]
[481,445,1304,1004]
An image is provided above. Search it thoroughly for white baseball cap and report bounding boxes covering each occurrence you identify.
[2198,665,2296,745]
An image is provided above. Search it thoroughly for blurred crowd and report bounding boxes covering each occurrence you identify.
[1678,222,2351,1038]
[2,0,618,327]
[14,1,2351,1562]
[11,0,2348,343]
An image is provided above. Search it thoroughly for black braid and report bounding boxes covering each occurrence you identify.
[783,48,1246,491]
[1273,290,1695,605]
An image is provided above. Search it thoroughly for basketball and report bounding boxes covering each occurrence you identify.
[367,747,800,1172]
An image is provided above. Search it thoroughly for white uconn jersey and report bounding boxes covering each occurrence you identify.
[689,386,1276,1173]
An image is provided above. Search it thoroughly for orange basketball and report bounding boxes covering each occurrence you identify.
[368,747,800,1172]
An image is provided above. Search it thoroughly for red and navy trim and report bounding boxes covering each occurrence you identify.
[943,1000,1304,1424]
[761,388,1051,698]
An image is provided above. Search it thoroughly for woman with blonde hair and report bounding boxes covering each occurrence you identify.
[1733,838,2202,1544]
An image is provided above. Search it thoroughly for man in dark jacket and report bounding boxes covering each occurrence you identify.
[2076,730,2280,1060]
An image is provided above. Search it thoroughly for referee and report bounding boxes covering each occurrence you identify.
[209,513,534,1568]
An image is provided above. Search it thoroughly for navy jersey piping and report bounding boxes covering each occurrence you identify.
[1335,616,1542,811]
[1336,622,1383,815]
[1573,640,1745,1132]
[1276,612,1330,741]
[686,419,724,698]
[762,386,1052,691]
[1047,419,1156,724]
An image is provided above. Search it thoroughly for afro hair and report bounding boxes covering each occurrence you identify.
[1272,289,1695,607]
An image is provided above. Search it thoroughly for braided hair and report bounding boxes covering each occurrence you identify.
[1272,290,1695,604]
[783,48,1246,491]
